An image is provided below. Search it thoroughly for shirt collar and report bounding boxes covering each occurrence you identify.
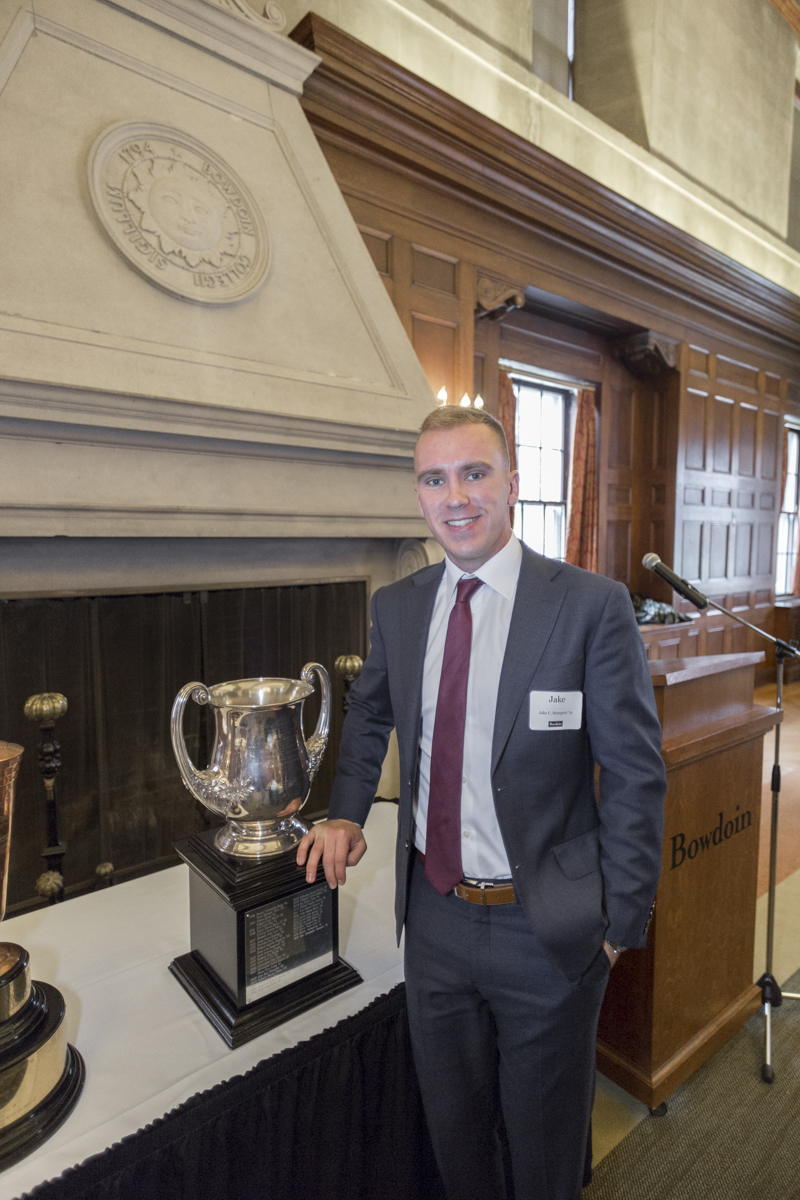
[444,533,522,603]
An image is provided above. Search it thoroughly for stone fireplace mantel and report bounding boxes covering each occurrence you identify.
[0,0,434,546]
[0,377,425,540]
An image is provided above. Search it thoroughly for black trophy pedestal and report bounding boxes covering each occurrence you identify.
[170,830,362,1048]
[0,947,85,1171]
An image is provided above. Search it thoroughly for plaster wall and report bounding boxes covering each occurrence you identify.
[575,0,796,238]
[789,103,800,252]
[572,0,656,148]
[278,0,800,296]
[429,0,570,93]
[531,0,570,94]
[435,0,536,66]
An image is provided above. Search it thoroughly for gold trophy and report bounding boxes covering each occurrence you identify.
[0,741,84,1169]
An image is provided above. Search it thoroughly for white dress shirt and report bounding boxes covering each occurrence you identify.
[415,533,522,880]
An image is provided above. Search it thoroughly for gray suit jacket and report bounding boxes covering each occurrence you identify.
[328,545,666,981]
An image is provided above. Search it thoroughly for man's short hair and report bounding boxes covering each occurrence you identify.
[417,405,510,469]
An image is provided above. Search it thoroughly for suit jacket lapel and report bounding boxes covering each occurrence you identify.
[491,548,566,773]
[398,562,444,783]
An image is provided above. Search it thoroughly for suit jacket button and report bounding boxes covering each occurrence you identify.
[405,840,409,850]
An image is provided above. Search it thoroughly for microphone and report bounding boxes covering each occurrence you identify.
[642,553,709,610]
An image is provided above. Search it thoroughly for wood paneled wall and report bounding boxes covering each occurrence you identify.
[598,368,680,597]
[293,15,800,665]
[331,160,790,650]
[643,374,680,593]
[676,347,785,590]
[653,347,785,668]
[358,218,476,405]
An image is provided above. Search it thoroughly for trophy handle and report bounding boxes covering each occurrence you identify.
[301,663,331,781]
[170,682,217,808]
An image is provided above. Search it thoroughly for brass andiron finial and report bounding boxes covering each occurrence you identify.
[334,655,363,714]
[24,693,68,905]
[95,862,115,890]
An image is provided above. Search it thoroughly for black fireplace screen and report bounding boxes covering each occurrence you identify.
[0,581,367,913]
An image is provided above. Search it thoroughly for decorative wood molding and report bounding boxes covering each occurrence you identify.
[475,277,525,320]
[290,15,800,362]
[612,331,679,378]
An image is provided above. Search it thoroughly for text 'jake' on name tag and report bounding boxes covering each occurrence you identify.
[529,691,583,731]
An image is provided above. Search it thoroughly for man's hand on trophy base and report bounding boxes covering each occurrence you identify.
[297,819,367,889]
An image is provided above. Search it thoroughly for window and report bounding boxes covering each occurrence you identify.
[513,381,571,560]
[777,427,800,595]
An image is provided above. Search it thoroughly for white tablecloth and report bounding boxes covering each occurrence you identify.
[0,803,403,1199]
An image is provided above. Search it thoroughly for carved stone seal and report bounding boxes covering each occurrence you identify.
[88,123,269,304]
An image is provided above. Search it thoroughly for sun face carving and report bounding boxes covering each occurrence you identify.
[126,158,236,267]
[88,124,269,305]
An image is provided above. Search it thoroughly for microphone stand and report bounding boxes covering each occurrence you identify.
[644,556,800,1083]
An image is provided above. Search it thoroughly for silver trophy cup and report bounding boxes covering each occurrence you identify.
[171,665,331,858]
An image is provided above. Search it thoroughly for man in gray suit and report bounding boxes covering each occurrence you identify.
[298,405,666,1200]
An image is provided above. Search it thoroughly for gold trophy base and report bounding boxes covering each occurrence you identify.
[0,944,84,1170]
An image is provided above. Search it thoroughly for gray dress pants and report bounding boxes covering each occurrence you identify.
[404,854,610,1200]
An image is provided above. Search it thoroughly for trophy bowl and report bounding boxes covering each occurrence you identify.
[171,664,331,859]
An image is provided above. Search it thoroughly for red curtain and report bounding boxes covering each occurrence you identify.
[565,388,598,573]
[497,371,518,526]
[497,371,518,474]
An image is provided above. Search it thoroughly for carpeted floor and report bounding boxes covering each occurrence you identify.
[585,966,800,1200]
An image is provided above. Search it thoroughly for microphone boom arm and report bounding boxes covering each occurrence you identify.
[702,598,800,661]
[642,552,800,660]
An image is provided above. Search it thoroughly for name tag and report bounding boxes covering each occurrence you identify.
[529,691,583,731]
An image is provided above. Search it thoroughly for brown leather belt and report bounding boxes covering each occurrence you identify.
[416,849,516,906]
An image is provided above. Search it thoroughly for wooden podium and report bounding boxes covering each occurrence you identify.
[597,652,780,1109]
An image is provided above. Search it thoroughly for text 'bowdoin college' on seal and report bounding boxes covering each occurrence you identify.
[88,122,269,305]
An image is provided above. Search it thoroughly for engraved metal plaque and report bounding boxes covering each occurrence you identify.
[244,882,333,1005]
[171,831,362,1047]
[88,122,269,304]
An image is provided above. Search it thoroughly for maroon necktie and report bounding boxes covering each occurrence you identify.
[425,576,484,895]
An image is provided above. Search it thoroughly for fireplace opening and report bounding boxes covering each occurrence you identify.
[0,579,367,914]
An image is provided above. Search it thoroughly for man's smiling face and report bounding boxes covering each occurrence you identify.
[415,422,519,572]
